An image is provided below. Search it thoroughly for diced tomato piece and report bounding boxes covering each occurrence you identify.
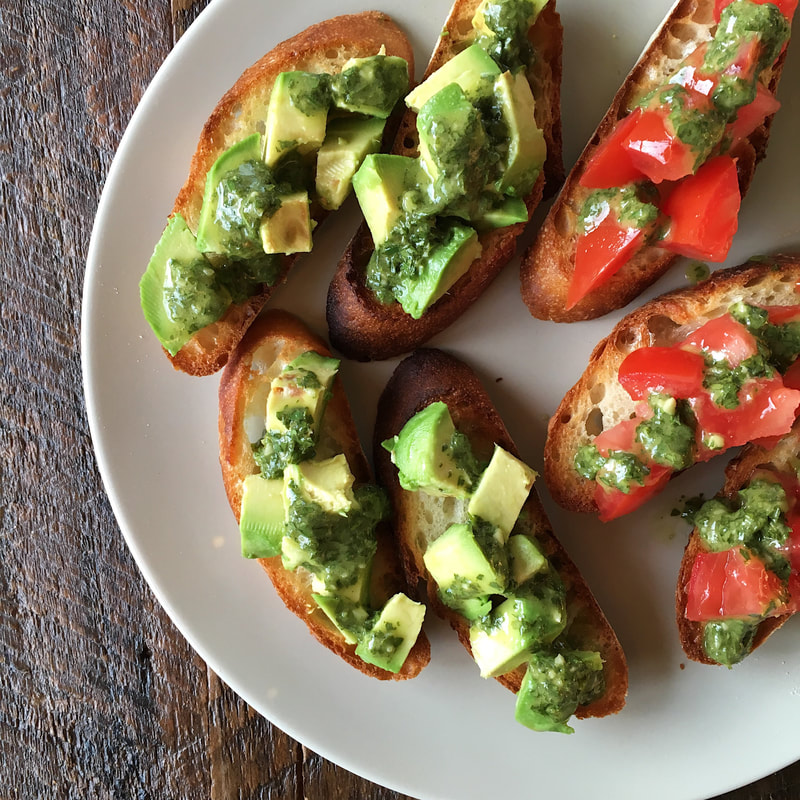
[786,572,800,614]
[618,346,706,401]
[568,220,644,309]
[714,0,797,22]
[767,304,800,325]
[783,359,800,390]
[691,377,800,448]
[686,547,787,620]
[661,156,741,261]
[580,108,647,189]
[593,418,640,456]
[669,44,716,97]
[621,108,697,184]
[680,314,759,367]
[728,83,781,142]
[595,464,672,522]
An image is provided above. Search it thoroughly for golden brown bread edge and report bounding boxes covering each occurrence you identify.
[217,309,430,680]
[676,422,800,664]
[545,255,800,515]
[326,0,564,362]
[373,348,627,718]
[162,13,415,375]
[520,0,790,323]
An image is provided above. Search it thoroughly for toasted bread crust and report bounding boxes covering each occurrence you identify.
[676,423,800,664]
[520,0,790,323]
[162,13,415,375]
[374,349,627,718]
[326,1,564,362]
[545,255,800,514]
[217,310,430,680]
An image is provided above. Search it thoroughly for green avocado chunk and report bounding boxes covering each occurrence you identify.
[259,191,313,254]
[140,213,226,356]
[383,401,477,498]
[405,44,501,111]
[316,116,386,211]
[472,196,528,230]
[330,54,409,118]
[508,534,546,586]
[355,593,426,673]
[239,474,285,558]
[263,71,331,167]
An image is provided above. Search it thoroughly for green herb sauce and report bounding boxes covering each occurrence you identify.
[253,407,317,479]
[577,186,659,235]
[474,0,542,72]
[574,445,650,493]
[331,56,409,117]
[702,618,759,666]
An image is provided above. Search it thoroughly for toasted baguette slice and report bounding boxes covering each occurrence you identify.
[374,349,627,718]
[218,310,430,679]
[520,0,790,323]
[676,422,800,665]
[326,0,564,362]
[545,255,800,514]
[161,13,414,375]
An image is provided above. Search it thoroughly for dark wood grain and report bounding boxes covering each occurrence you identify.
[0,0,797,797]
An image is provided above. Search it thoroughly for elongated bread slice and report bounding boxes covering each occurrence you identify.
[218,310,430,679]
[520,0,790,323]
[676,423,800,665]
[326,0,564,362]
[160,13,414,375]
[374,348,627,717]
[545,255,800,514]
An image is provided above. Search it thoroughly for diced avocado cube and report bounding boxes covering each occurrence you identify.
[417,83,488,207]
[514,650,605,734]
[330,54,409,117]
[316,116,386,210]
[458,596,494,621]
[423,523,507,604]
[239,474,285,558]
[263,71,330,167]
[313,594,370,645]
[473,196,528,230]
[140,214,220,356]
[405,44,500,111]
[355,593,426,673]
[508,534,547,586]
[283,454,355,515]
[265,349,340,433]
[384,401,473,498]
[281,534,306,571]
[493,71,545,196]
[352,154,424,246]
[469,591,566,678]
[471,0,547,39]
[196,133,264,254]
[468,445,537,541]
[259,191,313,254]
[398,223,481,319]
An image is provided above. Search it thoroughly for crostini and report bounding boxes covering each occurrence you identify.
[521,0,795,322]
[218,310,430,679]
[327,0,564,361]
[545,255,800,522]
[140,13,414,375]
[374,348,627,731]
[677,420,800,666]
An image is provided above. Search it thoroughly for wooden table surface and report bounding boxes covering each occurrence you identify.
[4,0,800,797]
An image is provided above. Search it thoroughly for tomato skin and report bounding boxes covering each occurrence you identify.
[728,83,781,143]
[568,219,644,310]
[618,346,706,401]
[593,418,640,455]
[686,548,787,620]
[580,108,647,189]
[680,314,759,367]
[661,156,741,261]
[766,304,800,325]
[782,359,800,390]
[691,378,800,449]
[714,0,798,22]
[594,464,672,523]
[621,109,697,184]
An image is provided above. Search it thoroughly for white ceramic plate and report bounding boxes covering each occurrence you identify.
[82,0,800,797]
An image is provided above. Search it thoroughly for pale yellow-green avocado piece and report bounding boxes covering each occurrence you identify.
[404,44,500,112]
[260,192,313,255]
[469,597,535,678]
[493,71,545,196]
[468,445,537,541]
[283,454,355,515]
[263,71,328,167]
[508,534,547,586]
[355,593,426,673]
[471,0,548,37]
[239,474,285,558]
